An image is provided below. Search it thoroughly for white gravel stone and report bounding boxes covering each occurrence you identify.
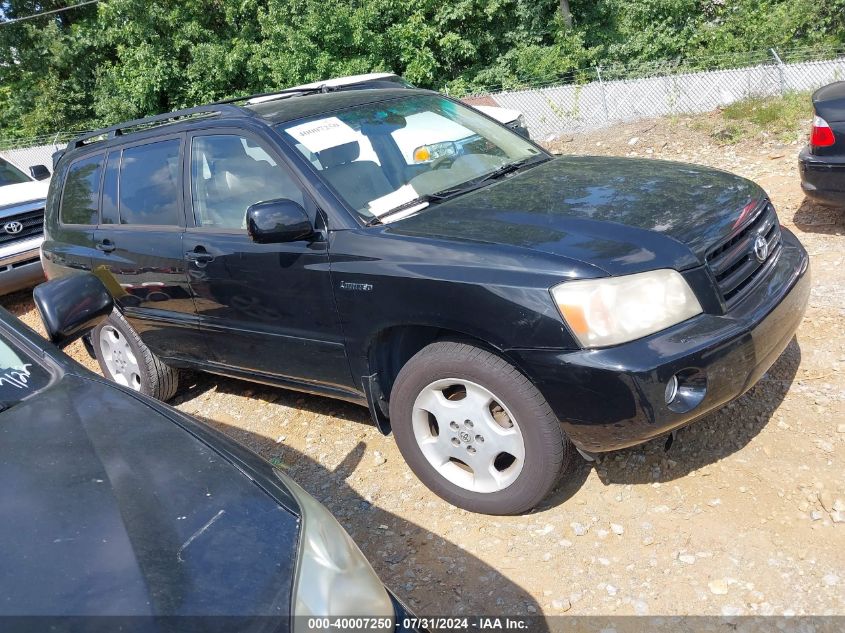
[551,598,571,611]
[611,523,624,535]
[709,579,729,595]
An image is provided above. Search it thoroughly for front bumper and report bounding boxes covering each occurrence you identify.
[0,237,45,295]
[511,227,810,452]
[798,146,845,207]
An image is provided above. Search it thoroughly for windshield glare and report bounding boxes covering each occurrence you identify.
[280,95,542,222]
[0,158,31,187]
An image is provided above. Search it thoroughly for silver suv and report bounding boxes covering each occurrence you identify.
[0,157,49,294]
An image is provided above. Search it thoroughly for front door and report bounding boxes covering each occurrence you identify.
[90,136,207,362]
[183,130,352,390]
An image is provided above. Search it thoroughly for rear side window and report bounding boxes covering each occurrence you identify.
[60,154,104,225]
[118,139,181,226]
[100,151,120,225]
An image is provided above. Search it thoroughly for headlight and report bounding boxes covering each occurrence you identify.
[551,269,702,348]
[277,471,395,632]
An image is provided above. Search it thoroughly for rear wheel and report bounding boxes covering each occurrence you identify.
[389,341,573,515]
[92,311,180,401]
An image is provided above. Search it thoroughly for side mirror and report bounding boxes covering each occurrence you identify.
[29,164,50,181]
[246,199,313,244]
[33,273,114,349]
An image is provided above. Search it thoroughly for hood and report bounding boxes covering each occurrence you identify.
[395,155,765,275]
[0,179,49,210]
[474,104,521,125]
[0,374,298,616]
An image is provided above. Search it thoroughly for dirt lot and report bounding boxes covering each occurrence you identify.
[4,114,843,619]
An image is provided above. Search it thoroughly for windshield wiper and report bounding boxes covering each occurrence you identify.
[474,156,543,185]
[365,190,458,226]
[365,156,547,226]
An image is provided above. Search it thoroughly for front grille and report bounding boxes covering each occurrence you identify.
[0,208,44,246]
[706,201,781,308]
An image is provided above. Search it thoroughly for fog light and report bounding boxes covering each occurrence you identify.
[664,374,679,404]
[667,369,708,414]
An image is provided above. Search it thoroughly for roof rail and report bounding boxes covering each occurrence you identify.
[213,86,332,106]
[216,78,393,107]
[67,104,251,151]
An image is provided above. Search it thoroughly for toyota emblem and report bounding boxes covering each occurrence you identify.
[3,221,23,235]
[753,235,769,263]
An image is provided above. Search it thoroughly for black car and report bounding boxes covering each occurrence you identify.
[799,81,845,207]
[2,273,419,630]
[42,87,810,515]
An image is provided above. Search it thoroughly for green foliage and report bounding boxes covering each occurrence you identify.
[0,0,843,138]
[690,91,813,144]
[718,91,812,143]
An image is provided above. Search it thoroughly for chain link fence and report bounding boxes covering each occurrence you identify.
[0,143,63,173]
[2,46,845,166]
[0,126,95,171]
[465,46,845,140]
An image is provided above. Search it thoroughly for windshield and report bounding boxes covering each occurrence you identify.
[279,95,544,222]
[0,333,51,410]
[0,158,31,187]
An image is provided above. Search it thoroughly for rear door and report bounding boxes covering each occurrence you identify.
[91,135,207,363]
[182,129,352,389]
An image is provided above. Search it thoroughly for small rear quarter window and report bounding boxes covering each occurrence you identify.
[60,154,104,225]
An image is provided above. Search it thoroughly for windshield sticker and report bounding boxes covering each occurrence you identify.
[0,364,34,390]
[367,184,427,218]
[286,117,360,154]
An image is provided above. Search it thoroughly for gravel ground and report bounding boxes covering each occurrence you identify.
[3,114,843,619]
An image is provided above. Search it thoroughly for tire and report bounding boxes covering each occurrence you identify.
[389,341,573,515]
[92,310,180,401]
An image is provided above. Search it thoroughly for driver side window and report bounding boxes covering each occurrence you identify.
[190,134,305,230]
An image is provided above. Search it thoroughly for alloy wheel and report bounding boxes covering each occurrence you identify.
[411,378,525,493]
[98,325,142,391]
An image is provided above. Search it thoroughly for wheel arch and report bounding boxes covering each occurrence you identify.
[363,323,523,434]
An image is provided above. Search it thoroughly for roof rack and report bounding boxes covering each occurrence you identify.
[67,104,251,151]
[217,78,395,107]
[214,85,335,106]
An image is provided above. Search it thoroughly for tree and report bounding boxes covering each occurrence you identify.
[560,0,573,29]
[0,0,843,139]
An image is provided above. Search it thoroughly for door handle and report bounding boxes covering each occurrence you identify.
[96,239,116,253]
[185,248,215,264]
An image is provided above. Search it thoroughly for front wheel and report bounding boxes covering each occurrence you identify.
[389,341,573,515]
[92,310,180,401]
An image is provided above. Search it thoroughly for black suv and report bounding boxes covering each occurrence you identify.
[42,87,810,515]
